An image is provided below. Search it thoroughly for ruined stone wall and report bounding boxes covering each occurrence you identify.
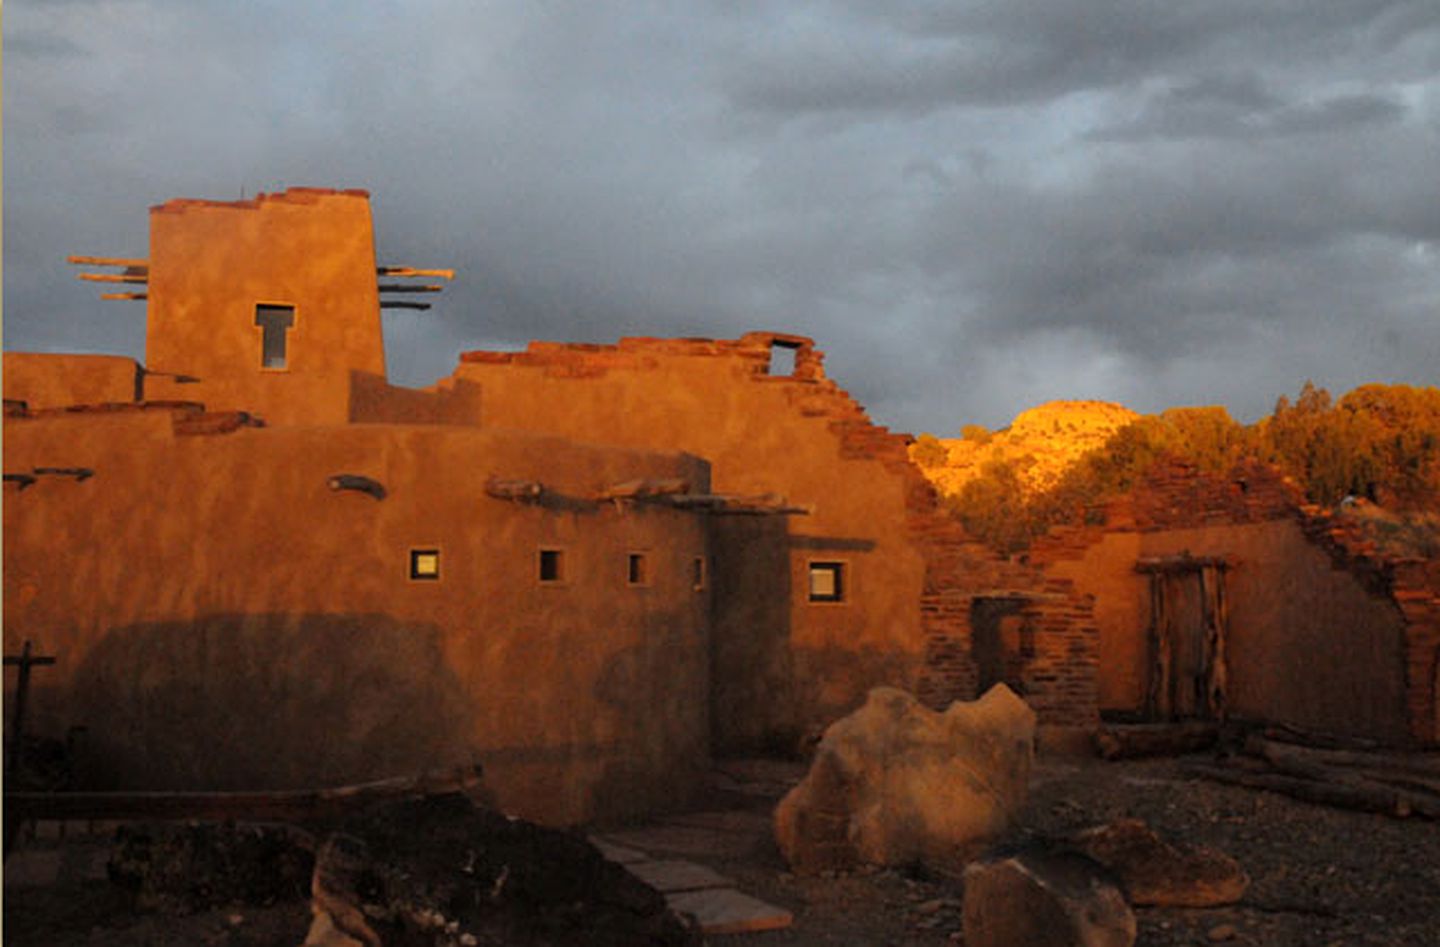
[141,189,386,426]
[445,333,1101,740]
[3,407,712,824]
[3,353,141,409]
[1032,458,1431,744]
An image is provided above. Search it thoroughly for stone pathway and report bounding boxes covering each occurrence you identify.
[592,811,794,936]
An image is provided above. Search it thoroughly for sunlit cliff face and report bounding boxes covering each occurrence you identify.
[914,400,1141,498]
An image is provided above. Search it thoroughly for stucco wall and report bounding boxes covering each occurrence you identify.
[3,410,711,824]
[3,353,140,408]
[1049,520,1410,741]
[447,337,929,750]
[143,189,386,426]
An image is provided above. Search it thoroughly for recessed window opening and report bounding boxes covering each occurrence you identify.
[627,552,649,586]
[767,341,799,377]
[255,304,296,369]
[692,556,707,591]
[409,548,440,581]
[808,561,846,603]
[539,548,566,583]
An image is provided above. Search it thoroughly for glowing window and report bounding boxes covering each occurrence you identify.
[808,561,845,603]
[409,548,440,581]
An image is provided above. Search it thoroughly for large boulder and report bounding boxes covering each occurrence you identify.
[962,846,1136,947]
[303,793,697,947]
[1071,818,1248,907]
[774,685,1035,872]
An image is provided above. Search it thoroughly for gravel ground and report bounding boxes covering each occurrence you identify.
[5,754,1439,946]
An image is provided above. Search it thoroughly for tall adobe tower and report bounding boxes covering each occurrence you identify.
[144,188,386,425]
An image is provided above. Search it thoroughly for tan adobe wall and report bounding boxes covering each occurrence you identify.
[444,333,1099,742]
[1032,458,1431,744]
[142,189,386,426]
[3,353,141,409]
[3,409,711,824]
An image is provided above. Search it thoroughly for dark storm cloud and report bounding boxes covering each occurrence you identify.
[4,0,1438,433]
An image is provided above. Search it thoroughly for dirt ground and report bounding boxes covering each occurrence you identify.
[5,754,1439,946]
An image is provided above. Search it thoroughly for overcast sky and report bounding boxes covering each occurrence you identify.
[6,1,1438,433]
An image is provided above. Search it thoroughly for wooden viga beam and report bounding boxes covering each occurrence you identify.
[100,293,148,301]
[77,273,148,284]
[594,478,691,501]
[377,266,455,280]
[380,301,432,311]
[378,284,445,293]
[68,255,148,269]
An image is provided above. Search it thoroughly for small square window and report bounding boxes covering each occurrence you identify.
[627,552,649,587]
[808,561,845,603]
[410,548,440,581]
[692,556,707,592]
[539,548,566,583]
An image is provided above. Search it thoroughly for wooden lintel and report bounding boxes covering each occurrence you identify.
[100,292,148,301]
[1135,555,1231,573]
[78,273,148,284]
[596,478,691,501]
[666,493,812,515]
[67,255,148,269]
[377,266,455,280]
[380,301,432,311]
[486,478,544,501]
[378,284,444,293]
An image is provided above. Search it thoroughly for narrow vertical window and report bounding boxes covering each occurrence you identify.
[692,556,707,592]
[808,561,846,603]
[627,552,649,587]
[255,304,296,369]
[539,548,565,584]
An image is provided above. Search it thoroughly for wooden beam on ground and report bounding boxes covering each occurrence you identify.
[1095,722,1218,760]
[1185,762,1440,819]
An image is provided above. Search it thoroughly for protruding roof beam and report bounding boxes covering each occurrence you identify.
[78,273,148,284]
[100,293,149,301]
[377,266,454,280]
[67,255,148,269]
[377,284,445,293]
[380,301,432,311]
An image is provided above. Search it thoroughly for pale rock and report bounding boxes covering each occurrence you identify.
[774,685,1035,872]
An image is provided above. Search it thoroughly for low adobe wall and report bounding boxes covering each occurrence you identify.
[3,408,711,823]
[3,353,141,409]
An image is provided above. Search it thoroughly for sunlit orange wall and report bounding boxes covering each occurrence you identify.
[1049,521,1409,741]
[446,341,928,751]
[3,411,711,824]
[3,353,140,408]
[143,190,385,426]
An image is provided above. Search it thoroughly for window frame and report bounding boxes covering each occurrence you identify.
[807,559,848,604]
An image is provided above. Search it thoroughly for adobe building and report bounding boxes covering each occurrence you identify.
[6,187,1107,822]
[1024,458,1440,746]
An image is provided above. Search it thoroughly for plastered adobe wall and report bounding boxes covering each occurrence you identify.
[3,408,711,824]
[4,353,141,408]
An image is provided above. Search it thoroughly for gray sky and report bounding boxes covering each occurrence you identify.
[6,1,1439,433]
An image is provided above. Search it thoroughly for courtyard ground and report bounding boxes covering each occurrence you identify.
[5,754,1439,945]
